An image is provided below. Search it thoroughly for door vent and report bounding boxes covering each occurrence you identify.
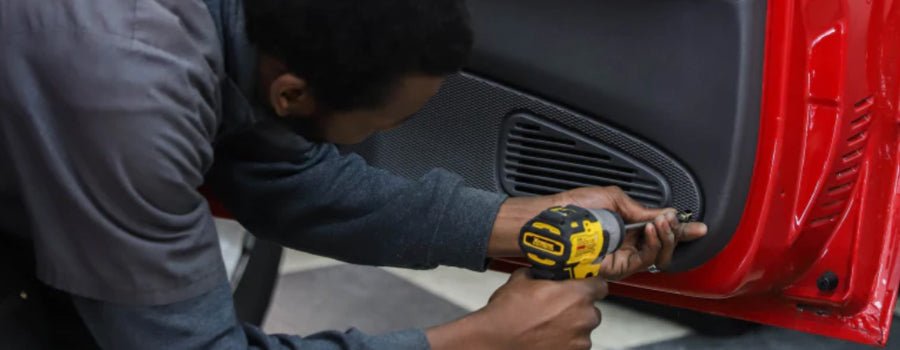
[805,95,874,231]
[499,113,671,207]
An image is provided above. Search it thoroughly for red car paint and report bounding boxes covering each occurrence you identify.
[491,0,900,345]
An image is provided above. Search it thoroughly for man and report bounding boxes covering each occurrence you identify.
[0,0,707,349]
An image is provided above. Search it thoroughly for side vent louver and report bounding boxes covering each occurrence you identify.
[499,113,672,208]
[804,95,874,230]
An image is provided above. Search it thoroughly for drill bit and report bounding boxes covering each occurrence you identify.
[625,221,651,231]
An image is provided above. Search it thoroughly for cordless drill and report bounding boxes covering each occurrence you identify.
[519,205,683,280]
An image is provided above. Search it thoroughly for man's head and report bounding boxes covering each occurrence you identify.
[245,0,473,144]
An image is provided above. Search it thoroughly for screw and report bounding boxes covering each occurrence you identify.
[817,271,839,292]
[676,210,694,223]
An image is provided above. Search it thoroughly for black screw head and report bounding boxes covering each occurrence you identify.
[817,271,839,292]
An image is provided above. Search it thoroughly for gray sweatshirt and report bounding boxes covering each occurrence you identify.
[0,0,506,348]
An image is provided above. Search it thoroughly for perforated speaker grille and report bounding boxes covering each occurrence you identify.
[499,113,671,207]
[346,73,702,216]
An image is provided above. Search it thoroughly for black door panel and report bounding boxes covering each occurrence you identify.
[348,0,766,271]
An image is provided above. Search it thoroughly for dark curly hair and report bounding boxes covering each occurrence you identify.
[245,0,473,112]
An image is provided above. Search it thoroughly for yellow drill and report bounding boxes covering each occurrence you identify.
[518,205,650,280]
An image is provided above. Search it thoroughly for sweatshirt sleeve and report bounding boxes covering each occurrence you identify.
[72,281,431,350]
[207,121,507,271]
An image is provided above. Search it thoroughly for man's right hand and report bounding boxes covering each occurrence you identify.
[427,268,608,350]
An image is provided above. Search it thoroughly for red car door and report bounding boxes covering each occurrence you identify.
[349,0,900,346]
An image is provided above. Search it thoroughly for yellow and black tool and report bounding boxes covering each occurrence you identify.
[518,205,648,280]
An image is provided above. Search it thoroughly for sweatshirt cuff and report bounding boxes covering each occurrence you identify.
[430,186,508,272]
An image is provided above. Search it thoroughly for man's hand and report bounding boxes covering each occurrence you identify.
[558,187,707,279]
[427,269,607,350]
[488,186,708,279]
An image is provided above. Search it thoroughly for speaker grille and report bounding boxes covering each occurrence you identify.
[500,113,671,207]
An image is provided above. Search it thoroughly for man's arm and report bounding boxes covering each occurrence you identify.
[207,121,507,271]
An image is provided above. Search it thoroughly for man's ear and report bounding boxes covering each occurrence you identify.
[269,74,316,118]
